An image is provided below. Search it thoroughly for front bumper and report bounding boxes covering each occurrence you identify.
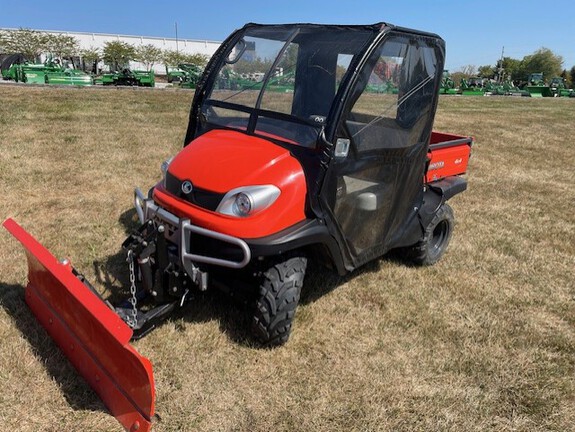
[134,188,252,276]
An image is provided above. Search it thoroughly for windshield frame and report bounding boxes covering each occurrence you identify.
[190,23,383,150]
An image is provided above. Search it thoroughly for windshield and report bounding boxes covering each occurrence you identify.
[201,25,374,148]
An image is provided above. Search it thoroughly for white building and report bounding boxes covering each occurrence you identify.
[1,28,221,74]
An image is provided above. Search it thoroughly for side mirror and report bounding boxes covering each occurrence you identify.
[225,39,247,65]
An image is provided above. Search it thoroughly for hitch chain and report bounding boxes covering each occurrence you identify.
[126,249,139,328]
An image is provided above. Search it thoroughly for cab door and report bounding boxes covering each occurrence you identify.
[326,32,443,266]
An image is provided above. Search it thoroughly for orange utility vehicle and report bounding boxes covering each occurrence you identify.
[5,22,472,431]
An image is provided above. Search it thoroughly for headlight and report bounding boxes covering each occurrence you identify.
[216,185,280,217]
[233,192,253,217]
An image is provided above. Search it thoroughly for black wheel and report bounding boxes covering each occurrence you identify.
[251,254,307,347]
[403,203,454,266]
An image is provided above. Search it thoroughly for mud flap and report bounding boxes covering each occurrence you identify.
[3,218,155,432]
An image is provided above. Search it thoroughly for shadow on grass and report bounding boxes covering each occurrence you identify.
[93,246,259,346]
[90,208,256,345]
[0,282,107,414]
[89,207,403,347]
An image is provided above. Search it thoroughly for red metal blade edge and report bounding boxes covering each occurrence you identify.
[3,218,155,432]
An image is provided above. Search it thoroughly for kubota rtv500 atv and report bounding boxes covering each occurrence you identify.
[5,22,472,432]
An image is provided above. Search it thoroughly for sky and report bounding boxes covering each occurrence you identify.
[1,0,573,72]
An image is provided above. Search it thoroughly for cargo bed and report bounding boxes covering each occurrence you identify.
[426,131,473,183]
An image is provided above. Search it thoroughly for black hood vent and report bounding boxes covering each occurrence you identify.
[165,172,225,212]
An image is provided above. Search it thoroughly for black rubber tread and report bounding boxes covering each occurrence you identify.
[251,254,307,347]
[404,203,454,266]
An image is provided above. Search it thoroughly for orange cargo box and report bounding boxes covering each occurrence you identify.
[426,131,473,183]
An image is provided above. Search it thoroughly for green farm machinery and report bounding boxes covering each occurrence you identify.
[366,80,398,94]
[459,77,487,96]
[166,63,203,89]
[496,79,528,96]
[2,62,53,83]
[1,56,93,86]
[439,70,458,95]
[45,68,93,86]
[97,68,155,87]
[525,73,552,97]
[458,77,522,96]
[435,71,528,97]
[522,73,573,97]
[166,65,187,83]
[218,68,296,93]
[549,77,573,97]
[481,79,520,96]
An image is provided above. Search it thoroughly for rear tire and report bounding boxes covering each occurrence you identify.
[251,254,307,347]
[403,203,454,266]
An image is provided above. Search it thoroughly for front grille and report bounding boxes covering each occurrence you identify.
[165,172,225,211]
[188,232,247,264]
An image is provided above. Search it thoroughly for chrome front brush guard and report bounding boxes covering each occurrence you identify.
[134,188,252,277]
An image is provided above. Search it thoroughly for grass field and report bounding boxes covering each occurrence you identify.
[0,85,574,432]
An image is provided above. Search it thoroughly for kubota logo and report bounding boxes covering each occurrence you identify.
[429,161,444,170]
[181,181,193,194]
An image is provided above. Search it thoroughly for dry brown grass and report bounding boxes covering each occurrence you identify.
[1,85,574,432]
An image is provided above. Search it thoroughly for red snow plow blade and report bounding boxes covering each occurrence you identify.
[3,218,155,432]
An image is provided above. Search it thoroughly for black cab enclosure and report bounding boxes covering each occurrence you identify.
[184,23,462,274]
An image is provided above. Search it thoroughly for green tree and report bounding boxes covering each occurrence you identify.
[521,47,563,81]
[182,53,209,68]
[135,44,163,71]
[478,65,495,78]
[0,31,10,52]
[569,66,575,89]
[44,33,79,60]
[233,57,273,75]
[103,41,136,71]
[458,64,478,77]
[0,28,48,60]
[498,57,525,82]
[162,49,187,67]
[449,65,478,87]
[163,49,209,68]
[558,69,569,88]
[80,47,101,73]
